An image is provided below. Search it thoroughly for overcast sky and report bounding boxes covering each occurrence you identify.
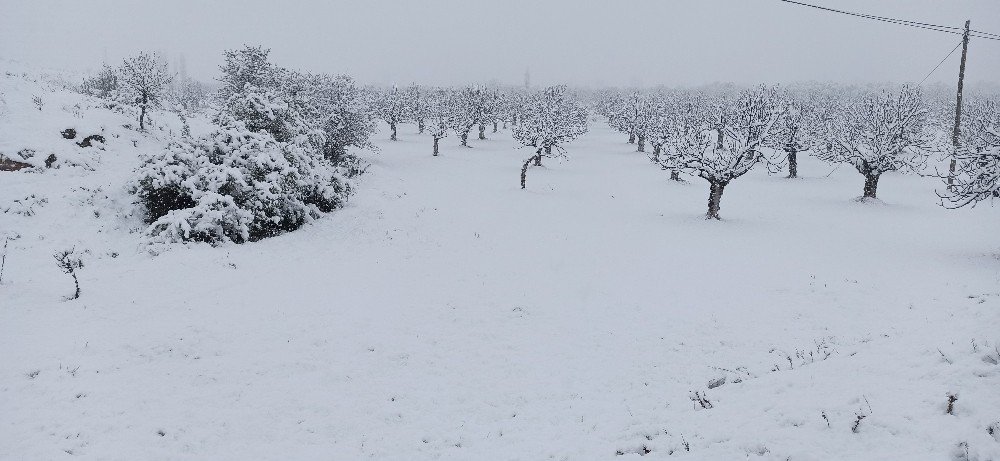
[1,0,998,87]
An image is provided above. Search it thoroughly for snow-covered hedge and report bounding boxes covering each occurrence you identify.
[132,116,351,246]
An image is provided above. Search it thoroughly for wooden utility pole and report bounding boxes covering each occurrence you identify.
[948,20,971,185]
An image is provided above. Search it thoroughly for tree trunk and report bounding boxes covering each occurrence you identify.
[478,124,486,140]
[433,137,440,156]
[786,150,798,178]
[670,169,681,181]
[418,119,425,134]
[139,92,148,130]
[460,131,469,147]
[706,180,727,220]
[72,272,80,300]
[493,121,498,133]
[651,144,661,163]
[628,132,636,144]
[637,134,645,152]
[521,152,539,189]
[863,173,880,199]
[390,122,398,141]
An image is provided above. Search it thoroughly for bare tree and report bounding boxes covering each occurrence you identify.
[666,86,786,219]
[54,249,84,300]
[815,85,933,200]
[512,85,588,189]
[938,98,1000,208]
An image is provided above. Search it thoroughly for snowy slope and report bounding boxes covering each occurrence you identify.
[2,71,999,460]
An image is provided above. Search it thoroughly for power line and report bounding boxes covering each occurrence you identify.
[778,0,1000,41]
[917,39,964,86]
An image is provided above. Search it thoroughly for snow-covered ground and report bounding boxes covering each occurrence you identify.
[2,68,999,460]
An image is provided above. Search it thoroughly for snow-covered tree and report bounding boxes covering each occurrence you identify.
[408,84,430,134]
[374,85,413,141]
[425,88,453,156]
[167,77,211,113]
[468,87,500,140]
[666,86,786,219]
[218,45,278,103]
[447,87,478,147]
[631,92,661,153]
[118,52,173,130]
[80,64,119,99]
[815,85,933,200]
[939,97,1000,208]
[647,90,702,181]
[763,87,824,179]
[599,90,642,144]
[512,85,588,189]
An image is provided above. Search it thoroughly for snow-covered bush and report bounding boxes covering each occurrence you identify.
[132,117,351,245]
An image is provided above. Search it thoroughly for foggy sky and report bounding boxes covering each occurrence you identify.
[2,0,998,88]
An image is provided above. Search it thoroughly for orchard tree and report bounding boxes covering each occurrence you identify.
[764,88,819,178]
[648,90,701,181]
[815,85,933,200]
[408,84,430,134]
[667,86,786,219]
[600,91,642,144]
[375,85,413,141]
[466,86,500,140]
[939,97,1000,208]
[119,52,173,130]
[447,87,478,147]
[425,88,453,156]
[512,85,588,189]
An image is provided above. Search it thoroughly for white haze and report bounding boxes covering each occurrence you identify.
[1,0,999,87]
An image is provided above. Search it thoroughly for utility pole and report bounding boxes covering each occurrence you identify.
[948,20,971,186]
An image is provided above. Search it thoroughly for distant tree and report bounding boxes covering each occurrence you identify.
[285,72,375,163]
[425,88,452,156]
[80,64,119,99]
[648,90,701,181]
[631,93,660,153]
[374,86,413,141]
[469,87,500,140]
[118,52,173,130]
[599,91,642,144]
[408,84,429,134]
[938,97,1000,207]
[666,86,786,219]
[815,85,933,200]
[764,89,820,179]
[168,77,211,113]
[447,88,478,147]
[512,85,588,189]
[217,45,277,102]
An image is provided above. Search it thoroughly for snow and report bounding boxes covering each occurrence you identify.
[2,65,999,460]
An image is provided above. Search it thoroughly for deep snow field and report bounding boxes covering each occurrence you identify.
[2,66,1000,461]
